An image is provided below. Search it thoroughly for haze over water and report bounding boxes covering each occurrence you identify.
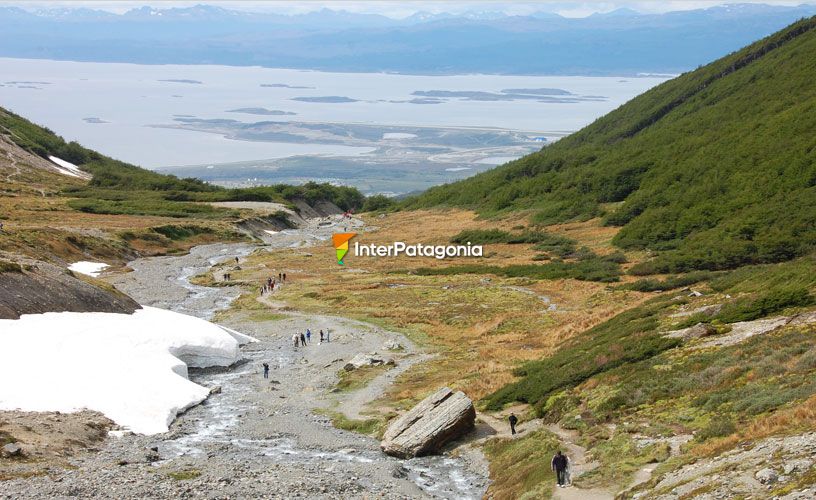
[0,58,668,168]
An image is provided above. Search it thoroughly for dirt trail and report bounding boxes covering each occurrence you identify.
[256,291,435,421]
[543,423,613,500]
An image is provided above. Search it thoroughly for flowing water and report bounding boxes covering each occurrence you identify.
[113,237,488,499]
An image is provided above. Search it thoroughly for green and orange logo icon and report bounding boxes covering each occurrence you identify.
[332,233,356,265]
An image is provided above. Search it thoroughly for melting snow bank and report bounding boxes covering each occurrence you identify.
[49,155,88,178]
[0,306,257,435]
[68,261,109,277]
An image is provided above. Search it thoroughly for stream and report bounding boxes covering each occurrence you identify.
[109,233,488,499]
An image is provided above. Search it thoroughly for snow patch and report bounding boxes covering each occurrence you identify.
[0,306,244,435]
[382,132,417,140]
[68,261,109,277]
[48,156,87,178]
[218,325,258,345]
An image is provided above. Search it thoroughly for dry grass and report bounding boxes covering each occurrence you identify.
[237,209,649,410]
[692,394,816,458]
[0,192,241,263]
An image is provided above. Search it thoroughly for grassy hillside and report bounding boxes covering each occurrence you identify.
[407,17,816,274]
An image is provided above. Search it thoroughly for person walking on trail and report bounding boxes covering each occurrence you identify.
[293,334,299,348]
[508,413,518,435]
[306,329,311,344]
[565,454,573,486]
[235,257,239,264]
[262,362,269,379]
[319,330,325,343]
[552,450,569,487]
[300,331,307,347]
[283,273,287,283]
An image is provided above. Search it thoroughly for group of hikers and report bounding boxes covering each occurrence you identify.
[260,328,330,378]
[291,327,329,347]
[260,272,287,295]
[222,257,287,293]
[508,413,573,488]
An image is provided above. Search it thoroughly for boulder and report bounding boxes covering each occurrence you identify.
[664,323,717,341]
[383,341,404,351]
[755,468,778,484]
[1,442,23,458]
[343,353,392,371]
[380,387,475,458]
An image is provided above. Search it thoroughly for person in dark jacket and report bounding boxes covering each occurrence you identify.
[262,362,269,379]
[552,450,568,487]
[508,413,518,435]
[300,331,307,347]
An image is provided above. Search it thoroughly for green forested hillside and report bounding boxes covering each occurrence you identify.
[407,17,816,273]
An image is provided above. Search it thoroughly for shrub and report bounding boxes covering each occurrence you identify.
[151,225,214,240]
[696,417,737,441]
[484,296,681,411]
[717,287,814,323]
[415,256,621,283]
[362,194,396,212]
[0,260,24,273]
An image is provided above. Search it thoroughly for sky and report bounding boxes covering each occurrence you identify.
[2,0,816,18]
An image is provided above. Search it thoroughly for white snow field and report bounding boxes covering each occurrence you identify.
[48,155,88,178]
[0,306,255,434]
[68,261,110,277]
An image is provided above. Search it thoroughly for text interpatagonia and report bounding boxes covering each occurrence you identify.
[353,241,483,259]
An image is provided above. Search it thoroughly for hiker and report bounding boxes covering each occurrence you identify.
[552,450,569,487]
[293,333,299,348]
[508,413,518,435]
[267,277,273,288]
[271,278,276,290]
[565,454,572,486]
[262,362,269,379]
[260,286,264,295]
[283,272,287,282]
[235,257,239,264]
[320,329,325,343]
[278,272,282,281]
[300,331,307,347]
[306,328,311,344]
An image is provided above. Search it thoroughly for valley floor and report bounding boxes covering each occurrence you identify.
[1,226,488,498]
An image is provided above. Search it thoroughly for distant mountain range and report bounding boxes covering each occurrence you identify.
[2,3,816,75]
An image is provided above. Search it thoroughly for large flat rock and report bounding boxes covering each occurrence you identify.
[381,387,475,458]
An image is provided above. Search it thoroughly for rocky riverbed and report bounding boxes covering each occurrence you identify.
[1,216,489,499]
